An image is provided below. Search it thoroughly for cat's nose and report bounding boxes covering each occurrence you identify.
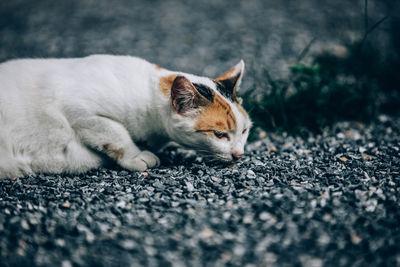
[232,152,244,160]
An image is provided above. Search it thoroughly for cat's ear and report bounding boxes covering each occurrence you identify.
[215,60,244,101]
[171,76,211,115]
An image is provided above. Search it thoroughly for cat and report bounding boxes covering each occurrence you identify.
[0,55,251,179]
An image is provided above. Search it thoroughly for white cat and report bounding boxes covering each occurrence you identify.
[0,55,251,178]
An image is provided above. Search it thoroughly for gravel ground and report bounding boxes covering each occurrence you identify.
[1,1,399,266]
[1,117,399,266]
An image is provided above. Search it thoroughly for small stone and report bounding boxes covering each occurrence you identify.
[27,202,33,210]
[56,239,66,247]
[365,199,378,212]
[247,170,256,179]
[61,201,71,208]
[61,260,72,267]
[320,198,327,207]
[116,200,127,208]
[233,244,246,256]
[211,176,222,183]
[264,252,277,264]
[145,246,156,256]
[339,157,348,163]
[351,234,362,245]
[253,159,264,166]
[378,115,389,122]
[21,219,30,230]
[138,198,149,203]
[318,233,331,246]
[186,181,194,191]
[120,240,136,250]
[259,212,271,221]
[86,232,95,243]
[18,239,27,248]
[223,212,231,220]
[199,228,214,239]
[258,130,267,139]
[362,154,372,160]
[77,224,95,243]
[243,215,253,224]
[330,45,348,59]
[16,248,25,256]
[337,133,345,139]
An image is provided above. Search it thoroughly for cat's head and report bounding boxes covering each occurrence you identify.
[162,60,252,162]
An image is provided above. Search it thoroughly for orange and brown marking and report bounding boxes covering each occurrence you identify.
[194,94,237,133]
[159,74,178,96]
[100,143,125,161]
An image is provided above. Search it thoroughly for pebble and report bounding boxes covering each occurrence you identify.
[120,240,136,250]
[259,212,272,221]
[247,170,256,179]
[199,228,214,239]
[61,260,72,267]
[20,219,30,230]
[185,182,194,192]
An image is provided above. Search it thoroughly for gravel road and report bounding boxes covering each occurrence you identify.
[1,116,399,266]
[1,1,399,266]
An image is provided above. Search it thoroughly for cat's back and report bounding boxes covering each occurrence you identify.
[0,58,72,116]
[0,55,153,81]
[0,55,155,105]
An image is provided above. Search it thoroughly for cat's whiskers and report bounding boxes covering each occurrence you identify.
[199,152,232,163]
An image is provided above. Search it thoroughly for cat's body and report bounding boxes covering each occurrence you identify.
[0,55,251,178]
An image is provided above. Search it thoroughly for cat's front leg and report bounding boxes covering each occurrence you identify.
[73,116,160,171]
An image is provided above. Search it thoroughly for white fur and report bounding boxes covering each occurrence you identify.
[0,55,251,178]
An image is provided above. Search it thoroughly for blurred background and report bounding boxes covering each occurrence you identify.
[1,0,399,136]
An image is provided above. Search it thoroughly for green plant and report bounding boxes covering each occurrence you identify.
[244,40,399,140]
[243,1,399,140]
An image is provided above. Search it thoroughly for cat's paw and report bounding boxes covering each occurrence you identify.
[122,151,160,171]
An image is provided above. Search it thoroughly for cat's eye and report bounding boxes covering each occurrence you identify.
[213,130,228,139]
[242,128,248,134]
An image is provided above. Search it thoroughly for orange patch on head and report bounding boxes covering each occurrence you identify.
[159,74,178,96]
[216,121,224,127]
[195,94,237,133]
